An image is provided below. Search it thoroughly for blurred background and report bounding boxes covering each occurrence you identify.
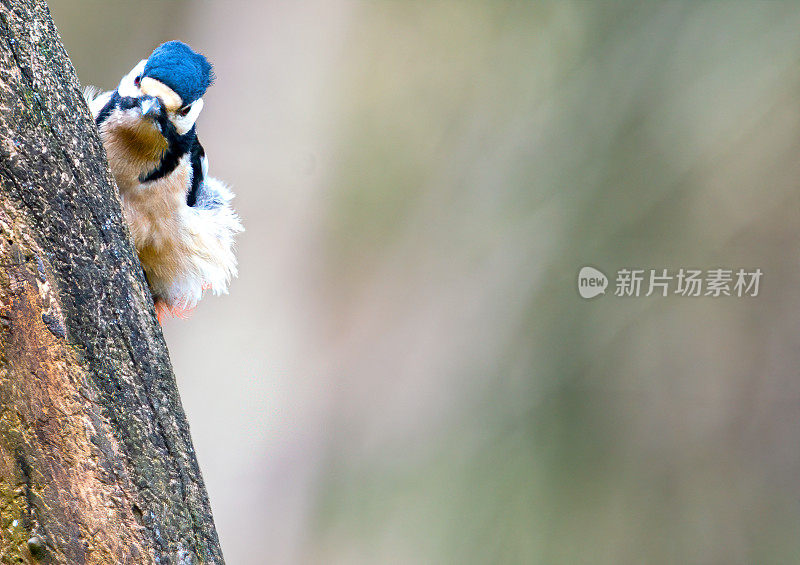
[48,2,800,564]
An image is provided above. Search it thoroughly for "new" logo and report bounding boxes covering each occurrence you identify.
[577,266,608,299]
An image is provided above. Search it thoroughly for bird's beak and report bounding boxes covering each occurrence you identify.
[139,96,162,119]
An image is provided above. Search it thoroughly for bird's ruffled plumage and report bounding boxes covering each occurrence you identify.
[84,42,241,320]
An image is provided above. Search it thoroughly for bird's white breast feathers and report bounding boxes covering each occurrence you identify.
[129,173,242,312]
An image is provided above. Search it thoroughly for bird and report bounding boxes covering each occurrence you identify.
[84,41,242,320]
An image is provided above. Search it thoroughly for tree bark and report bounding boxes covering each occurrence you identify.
[0,1,224,563]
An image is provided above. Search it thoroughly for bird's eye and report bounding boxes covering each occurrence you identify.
[178,105,192,117]
[134,75,141,87]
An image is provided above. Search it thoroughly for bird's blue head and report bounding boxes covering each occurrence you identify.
[141,41,214,106]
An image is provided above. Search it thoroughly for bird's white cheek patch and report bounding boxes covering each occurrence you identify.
[173,98,203,135]
[118,60,147,98]
[140,77,182,112]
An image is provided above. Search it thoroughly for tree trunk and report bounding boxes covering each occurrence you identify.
[0,1,224,563]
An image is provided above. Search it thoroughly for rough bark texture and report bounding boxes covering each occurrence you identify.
[0,1,224,563]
